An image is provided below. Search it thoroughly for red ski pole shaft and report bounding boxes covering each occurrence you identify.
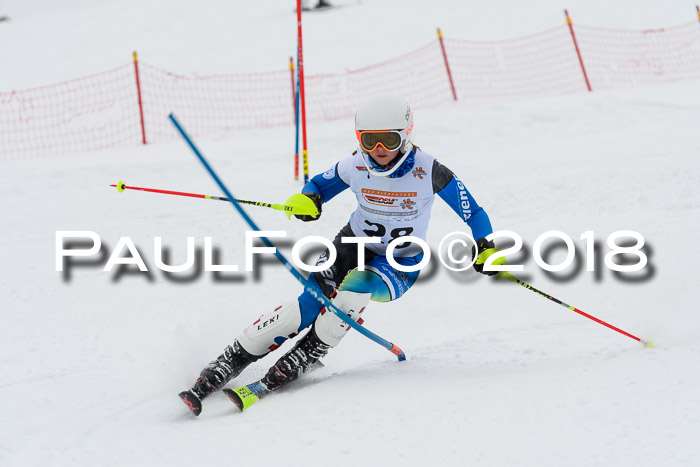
[499,272,651,346]
[110,181,272,207]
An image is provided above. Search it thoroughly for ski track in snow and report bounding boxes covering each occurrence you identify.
[2,0,700,466]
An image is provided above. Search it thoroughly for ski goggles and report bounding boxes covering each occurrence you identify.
[355,130,403,152]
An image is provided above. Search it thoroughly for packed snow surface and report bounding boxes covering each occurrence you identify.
[2,1,700,466]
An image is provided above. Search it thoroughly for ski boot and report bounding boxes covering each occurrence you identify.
[261,326,331,391]
[222,327,330,411]
[261,290,370,390]
[179,340,258,416]
[222,291,371,411]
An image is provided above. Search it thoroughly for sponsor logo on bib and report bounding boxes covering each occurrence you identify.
[361,189,416,208]
[412,167,426,179]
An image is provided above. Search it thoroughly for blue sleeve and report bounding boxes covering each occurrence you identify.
[301,163,349,203]
[437,175,493,240]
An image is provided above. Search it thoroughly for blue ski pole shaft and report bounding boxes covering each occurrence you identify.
[169,113,406,361]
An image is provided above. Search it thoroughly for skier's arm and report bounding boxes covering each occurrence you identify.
[433,160,503,275]
[301,162,350,202]
[433,160,493,239]
[295,161,351,222]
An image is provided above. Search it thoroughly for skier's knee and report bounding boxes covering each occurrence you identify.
[236,301,302,356]
[314,290,371,347]
[297,283,326,329]
[338,269,392,302]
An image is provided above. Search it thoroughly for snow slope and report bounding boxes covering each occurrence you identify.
[2,1,700,466]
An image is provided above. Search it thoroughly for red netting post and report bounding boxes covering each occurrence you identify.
[564,10,592,92]
[132,51,147,144]
[437,28,458,101]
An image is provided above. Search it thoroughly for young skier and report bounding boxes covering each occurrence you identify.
[179,95,502,415]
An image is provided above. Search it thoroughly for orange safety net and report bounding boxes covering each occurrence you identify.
[2,20,699,158]
[0,64,141,158]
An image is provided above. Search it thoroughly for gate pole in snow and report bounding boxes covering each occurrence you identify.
[437,28,458,101]
[289,57,296,113]
[294,58,301,181]
[290,56,300,181]
[296,0,310,184]
[132,51,147,144]
[564,10,592,92]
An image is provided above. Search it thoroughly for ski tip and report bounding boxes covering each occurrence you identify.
[223,386,262,412]
[222,388,246,412]
[178,390,202,416]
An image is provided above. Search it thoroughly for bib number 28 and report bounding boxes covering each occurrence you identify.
[362,221,414,249]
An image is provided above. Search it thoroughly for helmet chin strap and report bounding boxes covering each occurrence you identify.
[359,141,413,178]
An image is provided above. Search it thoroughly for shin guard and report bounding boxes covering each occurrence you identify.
[236,301,302,356]
[313,290,371,347]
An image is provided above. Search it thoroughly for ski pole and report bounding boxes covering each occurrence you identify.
[498,271,653,347]
[110,181,318,219]
[168,113,406,361]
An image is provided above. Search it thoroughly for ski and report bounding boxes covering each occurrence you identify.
[178,390,203,416]
[221,360,325,412]
[222,381,274,412]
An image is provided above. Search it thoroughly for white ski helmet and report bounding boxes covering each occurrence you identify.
[355,95,415,177]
